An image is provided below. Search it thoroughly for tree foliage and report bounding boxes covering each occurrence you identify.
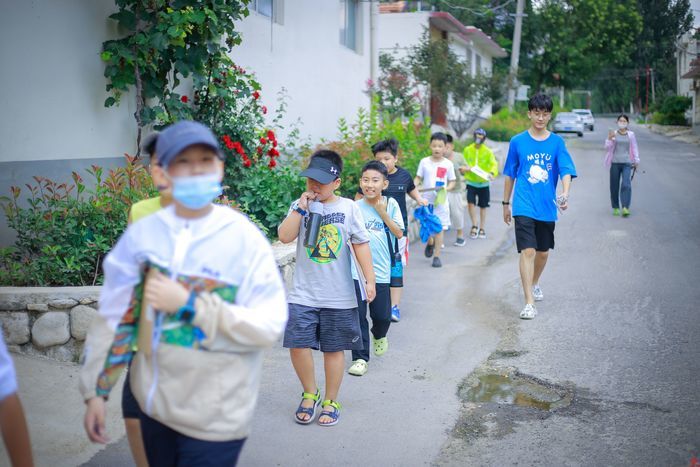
[101,0,250,153]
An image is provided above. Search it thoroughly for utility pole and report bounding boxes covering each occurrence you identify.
[369,0,378,98]
[635,71,639,113]
[645,65,650,114]
[507,0,525,109]
[650,68,655,104]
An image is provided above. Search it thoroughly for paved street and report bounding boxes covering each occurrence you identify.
[3,120,699,466]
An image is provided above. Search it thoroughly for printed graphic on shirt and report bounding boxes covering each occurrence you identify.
[526,152,553,184]
[436,167,448,187]
[306,223,343,264]
[96,263,237,397]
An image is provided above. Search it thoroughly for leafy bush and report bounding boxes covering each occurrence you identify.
[651,95,692,126]
[0,159,156,286]
[481,108,530,141]
[307,104,432,199]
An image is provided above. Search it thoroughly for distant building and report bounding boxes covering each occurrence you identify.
[377,3,507,135]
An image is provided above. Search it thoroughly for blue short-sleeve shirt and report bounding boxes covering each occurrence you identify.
[503,130,577,222]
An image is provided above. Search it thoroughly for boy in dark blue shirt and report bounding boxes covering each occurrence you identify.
[502,94,577,319]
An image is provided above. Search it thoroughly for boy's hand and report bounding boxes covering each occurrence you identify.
[374,196,387,213]
[557,193,569,211]
[84,397,109,444]
[298,191,317,211]
[417,197,429,206]
[503,204,512,225]
[144,271,189,313]
[365,281,376,303]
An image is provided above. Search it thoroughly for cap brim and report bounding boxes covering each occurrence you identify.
[299,168,336,184]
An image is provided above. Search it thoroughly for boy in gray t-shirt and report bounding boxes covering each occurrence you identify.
[278,150,375,427]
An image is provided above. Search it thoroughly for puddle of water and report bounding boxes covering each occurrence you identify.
[465,374,571,411]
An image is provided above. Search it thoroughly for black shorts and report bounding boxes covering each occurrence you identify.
[466,185,490,208]
[122,364,142,419]
[514,216,555,253]
[283,303,363,352]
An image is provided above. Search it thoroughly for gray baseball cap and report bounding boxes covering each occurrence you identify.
[155,121,222,168]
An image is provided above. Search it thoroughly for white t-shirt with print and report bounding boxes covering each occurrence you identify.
[416,157,457,204]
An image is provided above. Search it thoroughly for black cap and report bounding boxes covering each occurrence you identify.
[300,157,341,184]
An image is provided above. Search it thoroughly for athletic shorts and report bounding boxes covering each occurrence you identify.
[467,185,491,208]
[447,191,466,231]
[430,203,451,230]
[283,303,362,352]
[514,216,555,253]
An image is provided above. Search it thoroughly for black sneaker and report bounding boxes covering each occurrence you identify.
[424,242,434,258]
[432,257,442,268]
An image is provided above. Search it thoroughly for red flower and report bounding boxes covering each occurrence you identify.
[181,95,188,103]
[243,158,252,168]
[260,137,267,145]
[268,159,277,168]
[262,105,267,114]
[253,91,260,100]
[256,147,263,155]
[267,130,276,141]
[267,148,280,157]
[272,140,278,148]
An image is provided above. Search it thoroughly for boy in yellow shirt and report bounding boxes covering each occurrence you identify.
[462,128,498,239]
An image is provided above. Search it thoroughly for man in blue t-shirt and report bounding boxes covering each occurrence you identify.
[502,93,577,320]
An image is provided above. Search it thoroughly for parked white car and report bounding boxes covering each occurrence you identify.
[552,112,584,137]
[572,108,595,131]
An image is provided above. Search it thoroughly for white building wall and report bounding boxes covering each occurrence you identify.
[232,1,371,144]
[377,12,429,60]
[0,0,135,163]
[0,0,372,165]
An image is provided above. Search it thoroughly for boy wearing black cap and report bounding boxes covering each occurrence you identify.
[81,121,288,465]
[279,150,376,427]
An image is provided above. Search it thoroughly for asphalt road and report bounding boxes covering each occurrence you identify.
[4,120,698,466]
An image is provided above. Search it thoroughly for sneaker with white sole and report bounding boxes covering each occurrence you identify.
[532,284,544,301]
[391,305,401,322]
[453,237,466,247]
[348,359,368,376]
[519,303,537,320]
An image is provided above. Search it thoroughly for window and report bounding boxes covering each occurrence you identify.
[475,53,482,74]
[340,0,358,51]
[253,0,273,18]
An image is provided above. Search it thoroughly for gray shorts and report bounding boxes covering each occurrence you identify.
[283,303,363,352]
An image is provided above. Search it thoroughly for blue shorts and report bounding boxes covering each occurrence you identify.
[283,303,363,352]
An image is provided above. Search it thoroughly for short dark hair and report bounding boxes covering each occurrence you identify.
[310,149,343,174]
[430,132,448,143]
[371,138,399,157]
[617,114,629,123]
[528,93,553,112]
[445,134,454,144]
[361,160,388,179]
[142,133,159,164]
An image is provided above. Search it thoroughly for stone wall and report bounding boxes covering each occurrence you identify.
[0,242,297,362]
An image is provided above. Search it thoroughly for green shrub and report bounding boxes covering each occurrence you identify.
[481,108,530,141]
[651,95,692,126]
[305,104,432,199]
[0,160,156,286]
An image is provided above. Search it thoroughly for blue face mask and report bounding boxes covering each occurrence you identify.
[170,172,223,209]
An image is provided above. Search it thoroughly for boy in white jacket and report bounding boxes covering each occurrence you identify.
[81,121,288,465]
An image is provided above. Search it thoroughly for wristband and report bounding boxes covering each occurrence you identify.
[291,201,307,217]
[175,291,197,323]
[501,201,510,205]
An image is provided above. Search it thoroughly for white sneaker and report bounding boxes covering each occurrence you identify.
[519,303,537,320]
[532,285,544,301]
[348,359,368,376]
